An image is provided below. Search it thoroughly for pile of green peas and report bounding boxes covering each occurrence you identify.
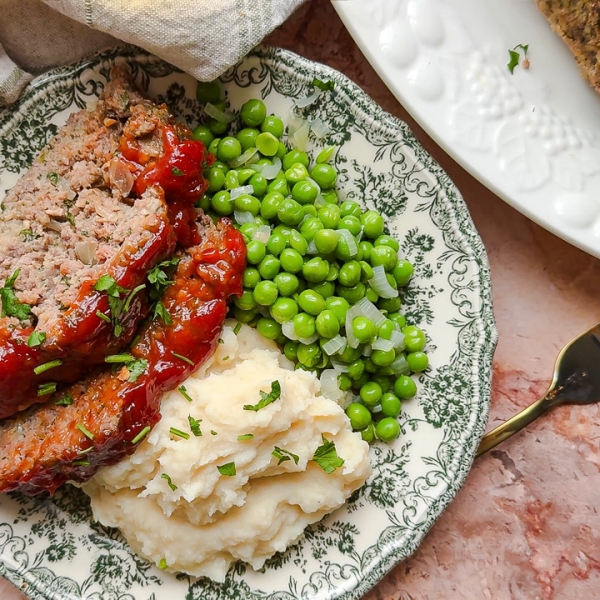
[193,81,429,444]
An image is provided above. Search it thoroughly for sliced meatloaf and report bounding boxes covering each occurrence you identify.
[536,0,600,93]
[0,218,246,496]
[0,68,214,418]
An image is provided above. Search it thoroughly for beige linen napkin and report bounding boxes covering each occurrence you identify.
[0,0,306,106]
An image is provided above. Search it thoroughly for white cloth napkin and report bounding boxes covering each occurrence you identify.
[0,0,305,106]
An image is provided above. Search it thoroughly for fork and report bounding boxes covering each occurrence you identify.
[476,322,600,457]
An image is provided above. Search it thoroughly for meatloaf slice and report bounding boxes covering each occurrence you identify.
[536,0,600,93]
[0,69,198,418]
[0,218,246,496]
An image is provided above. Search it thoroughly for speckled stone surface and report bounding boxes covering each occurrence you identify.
[3,2,600,599]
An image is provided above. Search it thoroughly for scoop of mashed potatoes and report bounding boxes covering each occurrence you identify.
[82,321,371,581]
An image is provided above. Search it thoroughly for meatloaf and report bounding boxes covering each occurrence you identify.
[536,0,600,93]
[0,68,211,419]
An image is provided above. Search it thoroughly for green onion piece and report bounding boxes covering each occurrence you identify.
[188,415,202,436]
[33,359,63,375]
[169,427,190,440]
[122,284,146,313]
[161,473,177,491]
[55,394,73,406]
[233,322,242,335]
[27,331,46,347]
[217,462,236,476]
[171,351,194,366]
[105,353,134,364]
[238,433,254,441]
[77,446,94,455]
[131,426,151,445]
[72,459,90,467]
[178,385,193,403]
[96,310,111,323]
[37,382,57,396]
[76,423,95,440]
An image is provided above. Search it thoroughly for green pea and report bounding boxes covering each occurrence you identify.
[295,343,320,368]
[282,149,309,170]
[236,128,260,151]
[249,173,268,196]
[255,132,279,156]
[326,263,339,282]
[284,341,299,361]
[309,280,335,298]
[289,229,309,255]
[210,190,233,215]
[365,288,379,304]
[255,317,280,340]
[273,225,293,242]
[338,261,361,286]
[285,163,309,184]
[206,166,225,193]
[217,137,242,162]
[374,234,400,252]
[358,261,374,282]
[315,145,337,164]
[310,163,337,189]
[259,115,284,138]
[233,306,257,323]
[239,222,259,240]
[338,344,361,363]
[266,232,286,256]
[375,417,400,442]
[252,280,278,306]
[280,248,304,273]
[338,373,352,391]
[361,210,385,239]
[302,204,318,219]
[292,180,319,204]
[302,257,330,282]
[381,393,402,418]
[378,296,401,313]
[233,289,257,311]
[207,117,228,135]
[242,267,261,289]
[235,167,254,184]
[258,255,281,280]
[322,190,338,204]
[257,192,281,221]
[314,310,339,339]
[240,99,267,127]
[300,217,324,242]
[270,297,299,323]
[377,319,396,340]
[388,312,407,330]
[360,381,382,407]
[361,422,376,442]
[347,359,365,381]
[346,402,372,430]
[393,260,414,287]
[407,351,428,372]
[233,193,260,216]
[212,160,230,174]
[293,312,316,339]
[298,289,326,315]
[277,198,304,226]
[340,200,362,218]
[352,316,376,344]
[276,142,287,160]
[335,233,359,261]
[394,375,417,399]
[364,358,377,374]
[196,81,221,104]
[338,215,362,236]
[402,325,426,352]
[314,228,338,254]
[274,272,299,296]
[337,282,365,304]
[318,204,341,229]
[197,194,211,211]
[208,138,221,156]
[246,240,266,264]
[359,241,373,262]
[267,177,289,196]
[325,297,350,323]
[225,169,239,190]
[371,245,398,271]
[371,348,396,367]
[192,125,214,147]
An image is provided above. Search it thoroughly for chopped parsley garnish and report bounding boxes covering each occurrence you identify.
[76,423,95,440]
[312,435,344,474]
[238,433,254,441]
[507,44,529,74]
[66,212,76,227]
[131,426,151,445]
[96,310,111,323]
[105,353,134,363]
[147,257,180,300]
[158,558,168,570]
[55,394,73,406]
[19,228,38,241]
[218,338,224,344]
[161,473,177,491]
[171,167,185,177]
[47,172,58,185]
[188,415,202,436]
[27,331,46,347]
[169,427,190,440]
[233,322,242,335]
[178,385,193,403]
[223,356,230,361]
[217,462,236,477]
[93,276,145,338]
[272,446,299,466]
[123,284,146,313]
[171,351,194,366]
[37,382,57,396]
[243,380,281,412]
[72,459,90,467]
[210,430,218,436]
[0,269,32,321]
[152,300,172,325]
[312,77,335,91]
[126,358,148,383]
[34,359,62,375]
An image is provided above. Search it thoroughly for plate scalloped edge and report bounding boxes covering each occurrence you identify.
[0,44,497,600]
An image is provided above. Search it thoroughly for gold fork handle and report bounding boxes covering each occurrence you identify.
[476,393,554,457]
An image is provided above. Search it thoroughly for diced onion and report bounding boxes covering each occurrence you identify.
[204,102,235,123]
[46,220,62,233]
[314,194,326,208]
[250,163,264,172]
[331,358,350,373]
[337,229,358,258]
[252,225,271,244]
[372,338,394,352]
[362,345,372,357]
[75,241,98,265]
[282,321,298,341]
[229,148,258,168]
[356,226,365,243]
[390,330,406,351]
[286,108,304,135]
[261,157,282,180]
[371,404,383,414]
[355,297,386,327]
[292,121,310,151]
[233,210,255,225]
[306,240,318,255]
[310,118,331,139]
[369,265,399,299]
[320,369,344,403]
[230,185,254,199]
[299,334,320,345]
[322,335,347,356]
[295,87,322,108]
[390,354,410,376]
[345,304,362,349]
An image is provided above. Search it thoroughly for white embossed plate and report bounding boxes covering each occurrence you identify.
[0,46,496,600]
[334,0,600,258]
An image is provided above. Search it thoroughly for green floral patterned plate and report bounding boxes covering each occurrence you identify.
[0,46,496,600]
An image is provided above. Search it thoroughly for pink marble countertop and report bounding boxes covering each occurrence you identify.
[3,2,600,599]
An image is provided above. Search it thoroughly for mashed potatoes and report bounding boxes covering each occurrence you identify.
[82,321,371,581]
